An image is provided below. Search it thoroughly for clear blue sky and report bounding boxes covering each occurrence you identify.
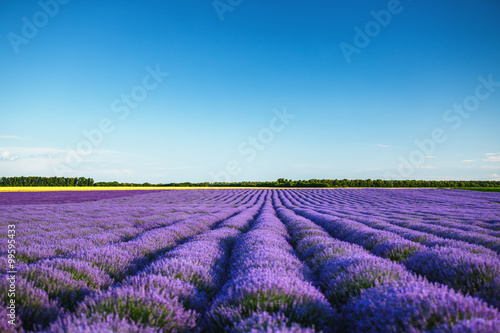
[1,0,499,183]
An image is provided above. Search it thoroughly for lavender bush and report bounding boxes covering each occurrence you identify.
[1,188,499,332]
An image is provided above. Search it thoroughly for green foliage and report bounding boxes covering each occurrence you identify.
[0,176,94,187]
[2,176,499,188]
[94,179,500,188]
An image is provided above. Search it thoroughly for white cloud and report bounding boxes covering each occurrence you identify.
[415,166,435,169]
[482,153,500,162]
[425,156,436,158]
[463,160,475,162]
[293,164,332,169]
[156,166,199,171]
[481,166,500,169]
[0,147,116,161]
[351,143,390,148]
[491,173,500,180]
[0,151,18,161]
[96,169,133,176]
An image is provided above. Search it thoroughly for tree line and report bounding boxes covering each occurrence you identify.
[0,177,94,187]
[94,178,500,188]
[1,176,499,188]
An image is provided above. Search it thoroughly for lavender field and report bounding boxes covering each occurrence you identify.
[2,189,500,332]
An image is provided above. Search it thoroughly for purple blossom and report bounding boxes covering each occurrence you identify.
[2,188,500,332]
[342,278,499,332]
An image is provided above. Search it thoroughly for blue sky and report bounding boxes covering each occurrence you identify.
[0,0,499,183]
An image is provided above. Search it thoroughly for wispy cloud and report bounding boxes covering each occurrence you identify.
[481,166,500,169]
[463,160,475,162]
[0,147,116,161]
[352,143,390,148]
[96,169,133,176]
[0,151,18,161]
[491,173,500,180]
[156,166,198,171]
[415,166,435,169]
[482,153,500,162]
[425,156,436,158]
[293,163,332,170]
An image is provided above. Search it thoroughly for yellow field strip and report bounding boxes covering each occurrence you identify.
[0,186,279,192]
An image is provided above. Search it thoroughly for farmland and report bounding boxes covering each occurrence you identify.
[1,189,500,332]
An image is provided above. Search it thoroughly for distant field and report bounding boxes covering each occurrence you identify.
[0,186,252,192]
[1,188,499,331]
[2,186,498,192]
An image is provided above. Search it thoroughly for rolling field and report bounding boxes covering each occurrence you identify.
[1,189,500,332]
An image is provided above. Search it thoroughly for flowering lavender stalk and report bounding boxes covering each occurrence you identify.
[76,285,198,331]
[2,188,500,331]
[207,196,335,331]
[273,198,411,309]
[0,301,23,333]
[0,275,60,331]
[41,313,162,333]
[342,278,500,332]
[279,191,500,306]
[405,246,500,306]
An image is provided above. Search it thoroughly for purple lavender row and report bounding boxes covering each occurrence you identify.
[291,188,499,229]
[289,189,500,257]
[278,190,500,309]
[337,211,498,258]
[3,189,256,264]
[139,190,264,297]
[0,193,237,264]
[13,211,213,264]
[298,199,500,258]
[302,188,500,234]
[273,194,500,332]
[3,191,249,265]
[315,189,500,241]
[0,191,229,329]
[3,191,261,331]
[42,191,265,332]
[294,207,500,308]
[16,259,113,311]
[1,276,61,331]
[2,208,212,265]
[69,207,250,280]
[0,188,256,234]
[384,217,500,253]
[272,192,408,303]
[286,188,500,254]
[68,191,260,277]
[206,195,335,332]
[0,190,162,206]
